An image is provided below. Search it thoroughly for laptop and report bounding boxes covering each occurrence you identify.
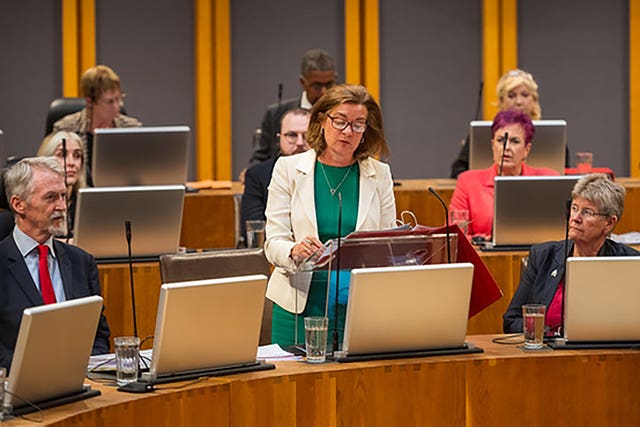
[558,256,640,347]
[73,185,185,261]
[333,263,483,362]
[469,120,567,174]
[92,126,189,186]
[484,176,579,250]
[2,296,103,417]
[140,274,274,384]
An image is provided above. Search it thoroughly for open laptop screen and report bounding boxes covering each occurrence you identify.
[4,296,103,412]
[564,256,640,342]
[491,176,578,247]
[469,120,567,174]
[74,185,185,260]
[92,126,189,186]
[143,274,267,381]
[341,263,474,356]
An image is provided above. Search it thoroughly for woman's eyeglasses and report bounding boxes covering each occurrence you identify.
[326,114,367,133]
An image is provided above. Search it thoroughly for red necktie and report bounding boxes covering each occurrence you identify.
[37,245,57,304]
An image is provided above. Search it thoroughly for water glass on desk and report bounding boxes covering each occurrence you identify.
[576,152,593,174]
[522,304,545,349]
[449,209,470,235]
[114,336,140,386]
[304,316,328,363]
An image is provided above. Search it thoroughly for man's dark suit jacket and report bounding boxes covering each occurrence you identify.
[503,239,639,333]
[240,156,278,244]
[248,97,300,166]
[0,234,111,369]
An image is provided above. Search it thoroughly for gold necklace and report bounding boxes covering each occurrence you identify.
[319,162,353,197]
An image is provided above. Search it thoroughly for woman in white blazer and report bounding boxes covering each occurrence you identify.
[264,84,397,346]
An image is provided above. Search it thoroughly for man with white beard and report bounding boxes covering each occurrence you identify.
[0,157,110,370]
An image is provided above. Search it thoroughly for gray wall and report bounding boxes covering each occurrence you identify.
[518,0,629,175]
[380,1,482,179]
[0,1,61,161]
[230,0,345,177]
[0,0,633,179]
[96,0,196,179]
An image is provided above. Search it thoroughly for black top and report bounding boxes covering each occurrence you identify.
[502,239,640,333]
[248,97,300,166]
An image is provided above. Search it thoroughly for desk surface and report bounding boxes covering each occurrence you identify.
[5,335,640,426]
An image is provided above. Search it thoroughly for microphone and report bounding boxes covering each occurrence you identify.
[277,83,283,108]
[125,220,139,338]
[473,81,484,120]
[428,187,451,264]
[332,192,343,354]
[498,132,509,176]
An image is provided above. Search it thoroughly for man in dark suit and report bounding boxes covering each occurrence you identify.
[240,108,311,245]
[248,49,336,166]
[0,157,110,369]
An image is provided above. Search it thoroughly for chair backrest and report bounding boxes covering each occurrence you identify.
[45,98,86,135]
[159,248,273,345]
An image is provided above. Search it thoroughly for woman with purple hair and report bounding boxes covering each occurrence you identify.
[449,110,559,238]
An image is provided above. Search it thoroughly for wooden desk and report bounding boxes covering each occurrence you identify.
[97,249,525,344]
[181,178,640,249]
[6,335,640,426]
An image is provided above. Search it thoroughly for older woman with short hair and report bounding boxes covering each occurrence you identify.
[264,84,396,346]
[503,174,639,334]
[449,110,559,237]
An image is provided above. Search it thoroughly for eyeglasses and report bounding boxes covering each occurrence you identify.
[570,204,609,219]
[326,114,367,133]
[278,131,307,144]
[303,79,335,91]
[97,92,126,108]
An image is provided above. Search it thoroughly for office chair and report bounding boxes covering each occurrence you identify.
[159,248,273,345]
[45,97,86,135]
[0,168,14,239]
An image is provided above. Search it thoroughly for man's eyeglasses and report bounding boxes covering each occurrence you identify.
[570,203,609,219]
[304,80,335,91]
[326,114,367,134]
[278,131,307,144]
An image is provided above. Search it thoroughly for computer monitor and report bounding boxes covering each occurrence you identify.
[564,256,640,343]
[73,185,185,261]
[141,275,271,383]
[489,176,579,248]
[92,126,189,186]
[469,120,567,174]
[3,296,103,416]
[338,263,475,359]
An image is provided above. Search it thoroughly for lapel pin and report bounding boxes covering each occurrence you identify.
[551,269,558,277]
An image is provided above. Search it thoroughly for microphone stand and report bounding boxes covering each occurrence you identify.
[332,193,342,354]
[498,132,509,176]
[428,187,451,263]
[125,220,139,338]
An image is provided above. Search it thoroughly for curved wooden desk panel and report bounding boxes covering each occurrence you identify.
[180,178,640,250]
[5,336,640,426]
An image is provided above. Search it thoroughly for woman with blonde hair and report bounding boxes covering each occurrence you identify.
[451,69,544,178]
[38,131,87,236]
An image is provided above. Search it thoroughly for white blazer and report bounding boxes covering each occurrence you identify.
[264,149,397,313]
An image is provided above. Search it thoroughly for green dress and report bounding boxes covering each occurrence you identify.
[271,160,360,347]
